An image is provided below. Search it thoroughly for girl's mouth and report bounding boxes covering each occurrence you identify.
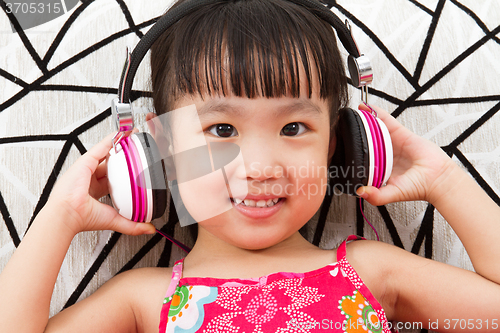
[230,197,285,219]
[230,198,283,208]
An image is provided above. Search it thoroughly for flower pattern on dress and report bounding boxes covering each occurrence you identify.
[165,285,218,333]
[159,239,394,333]
[203,277,324,333]
[338,290,382,333]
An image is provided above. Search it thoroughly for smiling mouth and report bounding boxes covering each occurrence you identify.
[230,198,284,208]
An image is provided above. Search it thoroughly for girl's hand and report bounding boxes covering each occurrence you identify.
[356,104,460,206]
[47,132,156,236]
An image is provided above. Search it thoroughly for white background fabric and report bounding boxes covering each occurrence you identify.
[1,1,499,331]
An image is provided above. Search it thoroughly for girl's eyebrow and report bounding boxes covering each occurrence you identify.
[197,100,323,119]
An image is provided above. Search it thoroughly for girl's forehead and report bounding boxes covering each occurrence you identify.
[200,97,324,117]
[172,94,330,120]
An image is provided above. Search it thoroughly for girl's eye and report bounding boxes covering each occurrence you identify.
[281,122,308,136]
[208,124,238,138]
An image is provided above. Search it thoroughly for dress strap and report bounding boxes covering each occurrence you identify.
[164,258,184,299]
[336,234,365,262]
[159,259,184,333]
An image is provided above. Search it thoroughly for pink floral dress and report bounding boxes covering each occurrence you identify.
[159,235,394,333]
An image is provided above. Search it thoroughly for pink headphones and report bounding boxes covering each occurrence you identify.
[330,103,393,196]
[107,131,167,222]
[106,0,393,227]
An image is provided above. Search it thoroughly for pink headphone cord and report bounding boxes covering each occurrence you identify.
[358,197,380,241]
[155,228,192,253]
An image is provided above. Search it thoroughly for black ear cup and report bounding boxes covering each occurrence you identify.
[330,108,370,196]
[136,132,167,220]
[330,107,393,196]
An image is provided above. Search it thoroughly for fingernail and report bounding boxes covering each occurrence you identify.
[356,187,368,198]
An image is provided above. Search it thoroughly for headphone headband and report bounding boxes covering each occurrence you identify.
[113,0,372,132]
[118,0,214,103]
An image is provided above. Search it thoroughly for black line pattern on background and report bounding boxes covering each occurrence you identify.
[325,0,500,248]
[413,0,445,83]
[1,1,500,327]
[0,0,161,312]
[0,0,47,74]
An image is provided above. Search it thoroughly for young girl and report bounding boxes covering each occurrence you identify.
[1,0,500,332]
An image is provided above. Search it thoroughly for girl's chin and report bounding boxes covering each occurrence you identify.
[225,226,303,251]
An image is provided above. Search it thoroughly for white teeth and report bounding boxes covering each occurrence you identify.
[244,199,256,207]
[234,198,281,208]
[256,200,267,207]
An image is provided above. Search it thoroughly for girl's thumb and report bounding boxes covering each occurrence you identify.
[94,203,157,235]
[356,185,401,206]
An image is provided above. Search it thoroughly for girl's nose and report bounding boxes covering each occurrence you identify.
[241,142,283,181]
[246,161,284,181]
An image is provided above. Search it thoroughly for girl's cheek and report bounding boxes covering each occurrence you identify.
[283,160,329,198]
[178,169,233,223]
[176,144,249,223]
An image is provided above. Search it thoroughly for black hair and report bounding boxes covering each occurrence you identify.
[151,0,348,116]
[150,0,349,241]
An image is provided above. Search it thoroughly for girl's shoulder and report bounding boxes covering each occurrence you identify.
[336,238,394,303]
[343,238,433,321]
[342,236,410,274]
[114,266,173,289]
[122,266,173,280]
[46,266,174,333]
[114,266,174,333]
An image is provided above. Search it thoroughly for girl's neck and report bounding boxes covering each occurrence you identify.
[180,229,333,280]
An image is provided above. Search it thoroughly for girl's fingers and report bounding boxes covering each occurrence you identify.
[357,184,403,206]
[64,133,115,193]
[358,104,408,136]
[96,202,156,236]
[112,219,157,236]
[90,202,156,235]
[81,132,117,171]
[94,158,108,181]
[89,175,109,199]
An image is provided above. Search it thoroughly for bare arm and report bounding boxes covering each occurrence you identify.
[427,162,500,281]
[350,240,500,332]
[45,267,172,333]
[392,246,500,332]
[0,202,75,332]
[0,133,155,333]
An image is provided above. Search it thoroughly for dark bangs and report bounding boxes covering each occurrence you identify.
[151,0,348,119]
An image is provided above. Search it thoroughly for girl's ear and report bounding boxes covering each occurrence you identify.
[146,112,157,136]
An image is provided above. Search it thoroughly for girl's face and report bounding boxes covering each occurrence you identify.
[169,88,334,251]
[168,59,335,250]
